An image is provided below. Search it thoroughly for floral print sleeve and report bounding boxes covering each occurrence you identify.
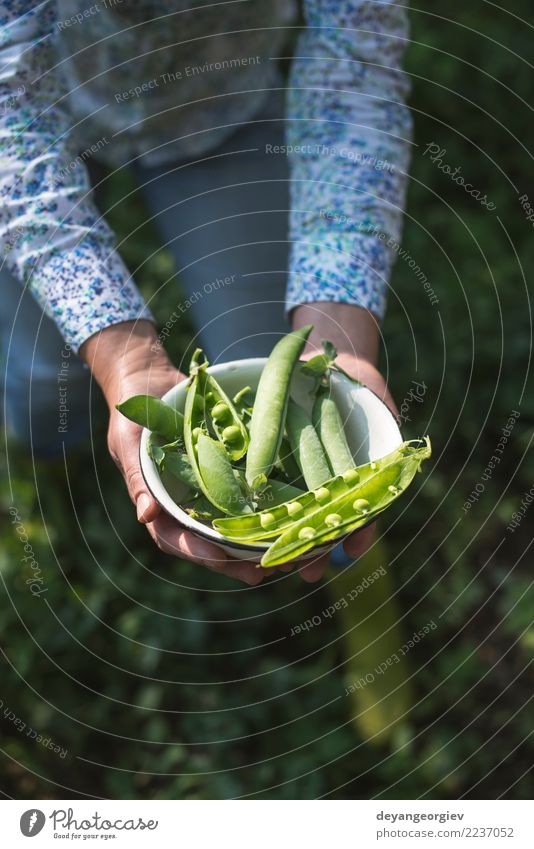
[285,0,412,320]
[0,0,410,349]
[0,1,153,353]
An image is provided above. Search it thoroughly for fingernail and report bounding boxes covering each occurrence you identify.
[136,493,152,522]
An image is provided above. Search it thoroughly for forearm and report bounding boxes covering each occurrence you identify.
[79,320,177,408]
[292,303,380,365]
[0,2,152,353]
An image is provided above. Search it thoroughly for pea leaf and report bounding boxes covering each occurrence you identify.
[301,339,338,377]
[116,395,183,441]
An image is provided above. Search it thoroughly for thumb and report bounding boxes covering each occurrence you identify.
[125,457,160,524]
[135,489,159,524]
[111,417,161,524]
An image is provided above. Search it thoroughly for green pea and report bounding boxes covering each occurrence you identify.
[211,402,230,422]
[298,527,316,541]
[325,513,342,527]
[260,512,277,529]
[246,325,312,490]
[353,498,370,513]
[313,486,331,505]
[222,425,241,443]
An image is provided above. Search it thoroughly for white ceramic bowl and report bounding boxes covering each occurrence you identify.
[140,358,403,561]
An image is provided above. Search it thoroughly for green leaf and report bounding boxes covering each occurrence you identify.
[116,395,183,441]
[301,339,337,379]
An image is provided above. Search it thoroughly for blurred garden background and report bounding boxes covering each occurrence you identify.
[1,2,533,799]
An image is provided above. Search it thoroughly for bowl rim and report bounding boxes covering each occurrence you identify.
[139,356,402,551]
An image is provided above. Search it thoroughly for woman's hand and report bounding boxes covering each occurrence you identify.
[80,321,266,585]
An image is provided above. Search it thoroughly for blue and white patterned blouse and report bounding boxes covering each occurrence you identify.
[0,0,411,352]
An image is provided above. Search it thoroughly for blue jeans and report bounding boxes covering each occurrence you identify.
[1,96,289,456]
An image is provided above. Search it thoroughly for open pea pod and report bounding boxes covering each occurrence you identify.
[254,478,305,510]
[261,438,432,567]
[188,349,249,462]
[184,366,251,515]
[213,471,355,542]
[214,439,428,543]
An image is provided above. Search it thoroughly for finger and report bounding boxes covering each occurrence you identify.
[146,515,263,585]
[212,553,266,585]
[343,522,376,559]
[111,417,161,524]
[298,552,330,583]
[216,561,264,585]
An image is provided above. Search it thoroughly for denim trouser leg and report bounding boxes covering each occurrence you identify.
[0,268,91,457]
[135,104,290,362]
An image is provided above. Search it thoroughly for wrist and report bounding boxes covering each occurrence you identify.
[291,303,380,366]
[79,320,176,408]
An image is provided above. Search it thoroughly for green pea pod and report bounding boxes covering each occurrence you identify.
[189,350,249,461]
[196,433,251,515]
[246,325,313,490]
[286,399,332,490]
[116,395,183,441]
[312,389,354,475]
[275,436,305,488]
[213,470,356,542]
[261,438,432,567]
[214,439,430,543]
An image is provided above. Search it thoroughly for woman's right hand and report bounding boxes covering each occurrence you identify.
[80,320,267,584]
[80,320,328,584]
